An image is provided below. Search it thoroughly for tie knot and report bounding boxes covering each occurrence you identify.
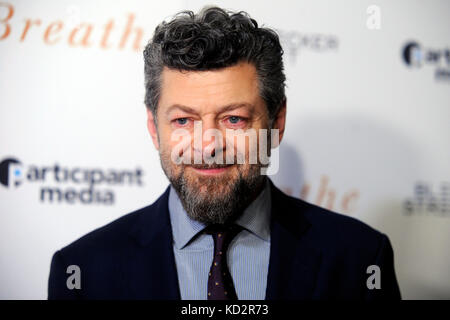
[204,224,243,250]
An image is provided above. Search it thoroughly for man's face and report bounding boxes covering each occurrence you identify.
[147,62,285,224]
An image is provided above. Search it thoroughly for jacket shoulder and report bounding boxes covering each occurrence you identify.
[273,188,401,300]
[58,204,150,258]
[57,187,170,257]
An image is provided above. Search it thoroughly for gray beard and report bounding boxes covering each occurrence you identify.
[168,166,265,225]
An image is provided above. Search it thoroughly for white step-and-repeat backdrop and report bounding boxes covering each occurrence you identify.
[1,0,449,299]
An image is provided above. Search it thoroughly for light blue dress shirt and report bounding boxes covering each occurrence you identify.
[168,180,271,300]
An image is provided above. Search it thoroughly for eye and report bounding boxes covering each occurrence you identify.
[228,116,242,124]
[175,118,189,126]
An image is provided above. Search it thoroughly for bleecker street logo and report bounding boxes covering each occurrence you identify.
[277,29,339,65]
[0,157,144,205]
[403,182,450,217]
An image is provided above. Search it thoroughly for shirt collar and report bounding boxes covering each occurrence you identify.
[168,179,271,250]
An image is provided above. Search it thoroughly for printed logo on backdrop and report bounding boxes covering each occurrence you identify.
[0,3,339,63]
[402,41,450,82]
[276,30,339,64]
[0,157,144,205]
[0,158,23,187]
[280,175,360,215]
[403,182,450,217]
[0,2,146,51]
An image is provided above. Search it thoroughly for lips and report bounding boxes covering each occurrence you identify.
[189,164,233,175]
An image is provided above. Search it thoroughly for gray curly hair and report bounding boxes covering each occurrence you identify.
[143,6,286,120]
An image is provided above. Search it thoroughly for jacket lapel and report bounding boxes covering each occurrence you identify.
[128,187,181,299]
[127,182,321,300]
[265,181,322,300]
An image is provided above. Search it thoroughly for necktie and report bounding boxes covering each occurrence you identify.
[204,224,243,300]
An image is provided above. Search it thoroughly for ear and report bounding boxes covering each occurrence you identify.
[146,108,159,150]
[272,99,287,147]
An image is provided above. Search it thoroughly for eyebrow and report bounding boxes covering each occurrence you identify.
[165,103,255,116]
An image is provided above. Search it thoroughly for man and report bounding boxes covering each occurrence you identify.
[48,6,401,300]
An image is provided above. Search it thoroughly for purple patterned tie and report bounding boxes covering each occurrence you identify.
[205,224,243,300]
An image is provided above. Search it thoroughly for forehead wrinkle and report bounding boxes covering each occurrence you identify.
[159,62,262,118]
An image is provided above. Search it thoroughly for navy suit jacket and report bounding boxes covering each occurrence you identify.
[48,181,401,300]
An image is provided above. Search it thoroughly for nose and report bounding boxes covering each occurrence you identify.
[192,118,226,163]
